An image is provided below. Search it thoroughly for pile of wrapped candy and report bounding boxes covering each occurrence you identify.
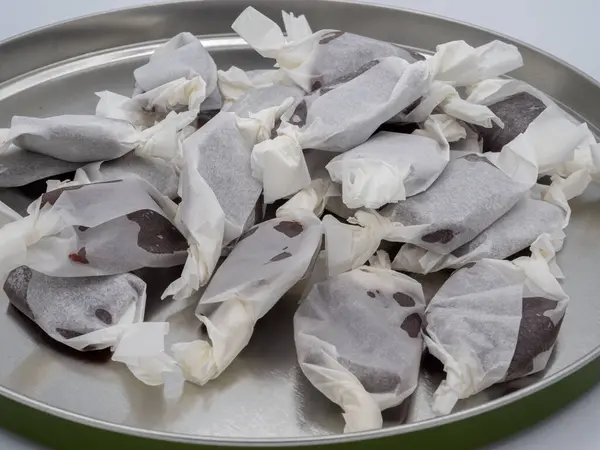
[1,7,599,432]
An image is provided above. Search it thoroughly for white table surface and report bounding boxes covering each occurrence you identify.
[0,0,599,448]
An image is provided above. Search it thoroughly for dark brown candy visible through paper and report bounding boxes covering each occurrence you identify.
[474,92,547,153]
[273,221,304,238]
[379,153,525,255]
[4,266,145,347]
[3,266,35,320]
[126,209,188,254]
[393,292,415,307]
[294,266,425,426]
[505,296,564,381]
[401,313,422,338]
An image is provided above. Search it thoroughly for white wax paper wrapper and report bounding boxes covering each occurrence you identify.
[0,179,187,280]
[424,251,569,415]
[295,251,424,432]
[467,79,590,182]
[218,66,288,105]
[172,209,323,385]
[3,266,180,388]
[554,124,600,182]
[96,75,207,128]
[325,115,450,209]
[232,7,422,92]
[75,151,180,199]
[161,160,224,301]
[1,114,194,167]
[393,170,590,273]
[133,32,220,108]
[324,153,528,276]
[252,56,431,202]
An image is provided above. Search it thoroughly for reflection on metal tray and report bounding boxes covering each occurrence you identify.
[0,0,599,446]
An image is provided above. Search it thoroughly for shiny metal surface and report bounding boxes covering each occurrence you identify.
[0,0,599,445]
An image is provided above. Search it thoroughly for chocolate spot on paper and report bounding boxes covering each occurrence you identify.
[422,229,454,244]
[319,31,345,44]
[3,266,34,320]
[393,292,415,307]
[401,313,422,338]
[268,251,292,263]
[55,328,85,340]
[95,308,113,325]
[68,248,89,264]
[126,209,187,254]
[367,290,376,298]
[273,221,304,238]
[505,296,563,381]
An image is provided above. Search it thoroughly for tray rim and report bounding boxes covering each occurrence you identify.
[0,0,599,445]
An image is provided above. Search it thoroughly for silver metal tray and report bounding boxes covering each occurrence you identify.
[1,1,600,448]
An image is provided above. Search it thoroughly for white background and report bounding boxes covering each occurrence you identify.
[0,0,599,449]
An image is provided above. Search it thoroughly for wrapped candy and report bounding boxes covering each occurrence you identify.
[0,113,192,165]
[393,170,590,274]
[74,152,180,199]
[393,40,524,128]
[294,251,425,432]
[324,153,530,276]
[3,265,180,388]
[232,7,422,92]
[178,106,290,243]
[424,246,569,415]
[162,105,292,301]
[172,208,323,385]
[0,178,188,279]
[133,32,220,110]
[325,115,451,209]
[466,79,590,177]
[233,8,522,127]
[252,55,431,202]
